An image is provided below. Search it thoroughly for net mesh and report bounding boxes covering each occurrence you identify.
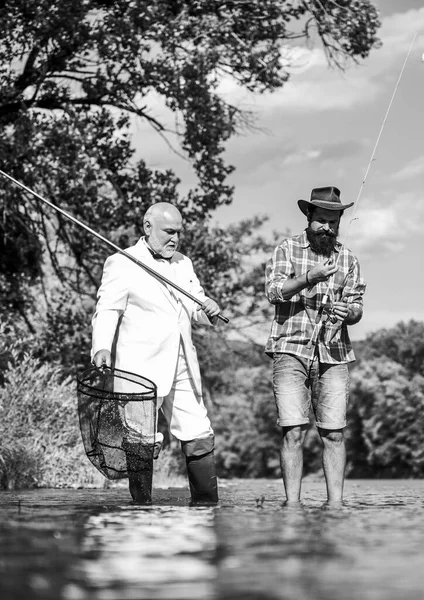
[77,367,157,480]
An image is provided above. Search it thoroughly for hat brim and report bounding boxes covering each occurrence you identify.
[297,199,354,216]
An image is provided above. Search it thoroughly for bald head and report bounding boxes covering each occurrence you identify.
[143,202,183,259]
[143,202,182,226]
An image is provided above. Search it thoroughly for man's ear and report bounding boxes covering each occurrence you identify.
[143,220,151,235]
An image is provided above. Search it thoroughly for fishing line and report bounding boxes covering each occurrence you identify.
[309,28,420,347]
[346,27,420,236]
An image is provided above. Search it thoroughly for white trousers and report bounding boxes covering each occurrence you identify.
[123,343,213,444]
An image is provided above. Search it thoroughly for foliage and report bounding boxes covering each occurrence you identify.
[3,319,424,488]
[202,319,424,480]
[213,365,281,478]
[192,334,281,478]
[358,320,424,378]
[346,319,424,477]
[0,0,381,331]
[347,356,424,477]
[0,334,101,489]
[33,288,94,377]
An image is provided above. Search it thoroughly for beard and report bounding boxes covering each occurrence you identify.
[306,226,338,257]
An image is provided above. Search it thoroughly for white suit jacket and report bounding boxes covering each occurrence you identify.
[91,238,213,397]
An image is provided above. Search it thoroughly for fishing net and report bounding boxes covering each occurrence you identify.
[77,367,157,480]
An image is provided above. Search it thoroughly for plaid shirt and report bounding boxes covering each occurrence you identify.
[265,230,366,363]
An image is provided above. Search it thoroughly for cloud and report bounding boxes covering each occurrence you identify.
[343,190,424,254]
[281,148,321,166]
[279,140,363,168]
[126,6,424,177]
[217,65,382,113]
[226,137,365,182]
[216,7,424,115]
[391,155,424,180]
[319,140,364,161]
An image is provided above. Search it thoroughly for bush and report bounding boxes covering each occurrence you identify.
[0,347,103,489]
[347,357,424,477]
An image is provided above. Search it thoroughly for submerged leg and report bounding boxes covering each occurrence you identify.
[280,425,308,503]
[318,427,346,503]
[181,434,218,505]
[123,440,157,505]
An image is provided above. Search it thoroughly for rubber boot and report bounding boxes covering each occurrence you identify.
[123,441,154,505]
[182,435,219,506]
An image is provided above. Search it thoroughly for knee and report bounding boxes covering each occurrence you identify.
[181,434,215,459]
[282,426,307,450]
[319,428,344,446]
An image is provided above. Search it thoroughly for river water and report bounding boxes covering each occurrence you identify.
[1,478,424,600]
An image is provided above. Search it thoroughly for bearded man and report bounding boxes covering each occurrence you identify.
[92,202,220,505]
[265,186,366,505]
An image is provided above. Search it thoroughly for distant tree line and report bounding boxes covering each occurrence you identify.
[346,321,424,477]
[1,320,424,489]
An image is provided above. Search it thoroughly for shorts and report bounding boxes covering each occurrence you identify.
[272,353,349,430]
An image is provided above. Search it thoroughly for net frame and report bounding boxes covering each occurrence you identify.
[77,366,157,480]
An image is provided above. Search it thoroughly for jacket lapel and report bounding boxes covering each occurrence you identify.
[133,239,180,312]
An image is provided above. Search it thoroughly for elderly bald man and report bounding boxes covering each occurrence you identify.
[92,202,220,505]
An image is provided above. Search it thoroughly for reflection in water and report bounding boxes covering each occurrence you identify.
[67,507,217,600]
[216,480,424,600]
[1,480,424,600]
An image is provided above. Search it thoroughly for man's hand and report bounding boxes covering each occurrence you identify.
[308,258,339,284]
[331,301,350,322]
[93,349,111,368]
[331,302,362,325]
[198,297,220,320]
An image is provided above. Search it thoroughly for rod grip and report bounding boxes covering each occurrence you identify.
[218,313,230,324]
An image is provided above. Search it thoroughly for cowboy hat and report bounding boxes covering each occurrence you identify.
[297,186,354,216]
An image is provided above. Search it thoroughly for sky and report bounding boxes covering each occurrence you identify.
[133,0,424,342]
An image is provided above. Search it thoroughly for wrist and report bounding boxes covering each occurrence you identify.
[305,270,313,286]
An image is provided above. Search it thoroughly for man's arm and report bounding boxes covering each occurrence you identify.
[266,243,340,302]
[281,258,339,300]
[91,254,129,362]
[265,244,292,303]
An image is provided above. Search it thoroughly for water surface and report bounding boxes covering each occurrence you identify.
[1,479,424,599]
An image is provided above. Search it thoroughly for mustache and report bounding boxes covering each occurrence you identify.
[312,229,337,238]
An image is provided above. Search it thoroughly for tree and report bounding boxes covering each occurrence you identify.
[347,357,424,477]
[0,0,381,310]
[358,320,424,378]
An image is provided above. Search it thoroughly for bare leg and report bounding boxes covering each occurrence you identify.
[318,428,346,503]
[280,425,308,503]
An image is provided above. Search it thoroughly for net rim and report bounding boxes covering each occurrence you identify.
[77,366,157,400]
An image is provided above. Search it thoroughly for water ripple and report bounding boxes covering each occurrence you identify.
[1,479,424,599]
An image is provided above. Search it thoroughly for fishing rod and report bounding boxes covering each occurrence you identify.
[308,29,420,348]
[0,169,229,324]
